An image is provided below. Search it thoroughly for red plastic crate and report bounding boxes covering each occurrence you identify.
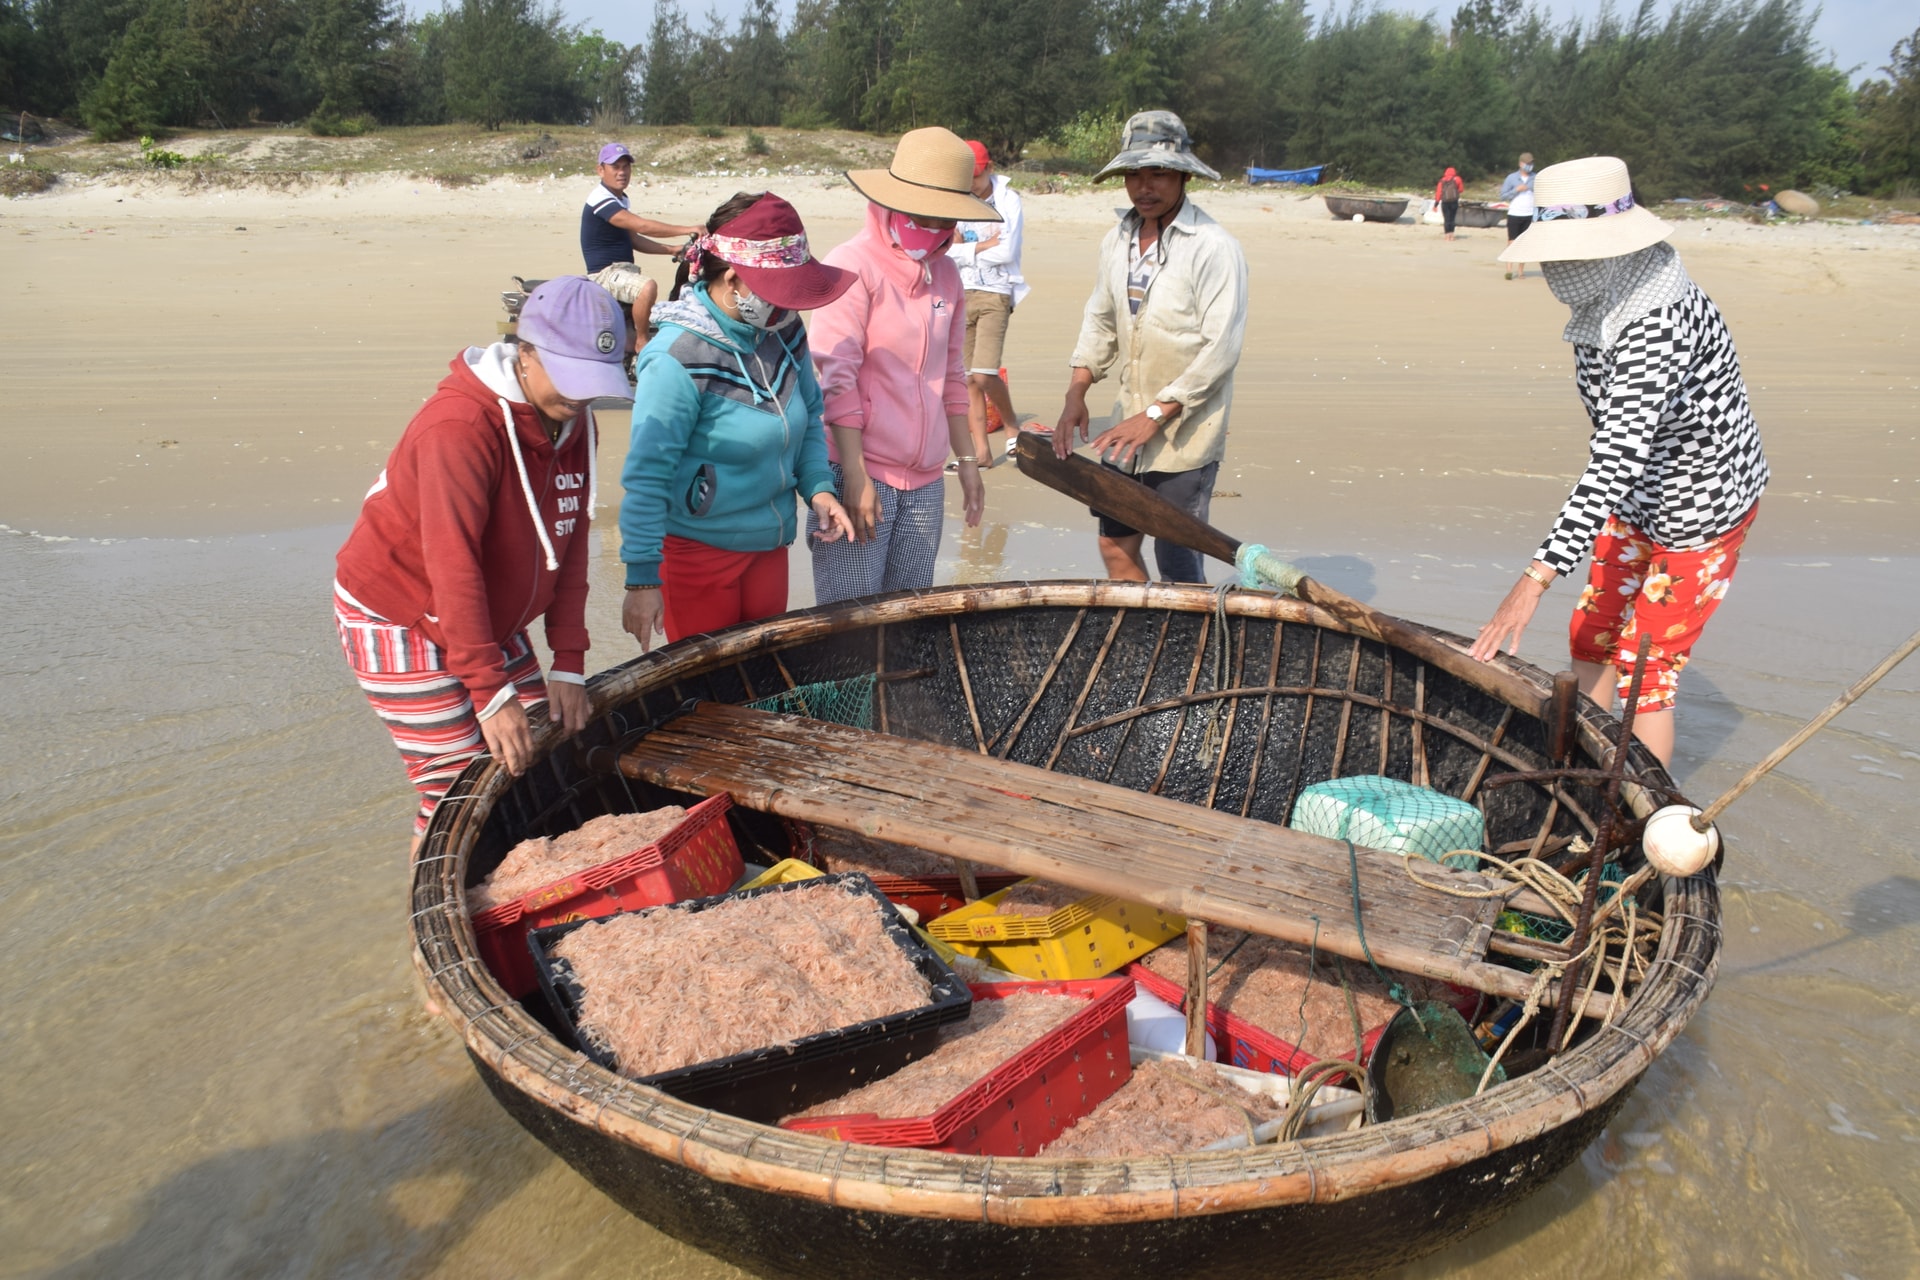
[868,873,1025,923]
[1125,963,1483,1075]
[780,978,1133,1155]
[471,793,741,997]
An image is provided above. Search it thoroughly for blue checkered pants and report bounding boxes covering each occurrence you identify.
[807,467,946,605]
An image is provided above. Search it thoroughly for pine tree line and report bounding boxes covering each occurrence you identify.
[2,0,1915,194]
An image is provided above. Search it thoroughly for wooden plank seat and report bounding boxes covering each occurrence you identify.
[616,702,1605,1012]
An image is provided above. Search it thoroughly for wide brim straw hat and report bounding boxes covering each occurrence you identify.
[1501,155,1671,263]
[1093,110,1221,183]
[846,127,1000,223]
[704,193,854,312]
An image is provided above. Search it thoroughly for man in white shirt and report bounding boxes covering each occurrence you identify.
[948,140,1029,467]
[1500,152,1537,279]
[1053,111,1248,584]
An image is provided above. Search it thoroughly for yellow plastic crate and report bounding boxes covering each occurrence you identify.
[740,858,824,890]
[928,879,1185,980]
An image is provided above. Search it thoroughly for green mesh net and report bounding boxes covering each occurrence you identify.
[1495,861,1626,945]
[1288,775,1484,871]
[743,675,878,729]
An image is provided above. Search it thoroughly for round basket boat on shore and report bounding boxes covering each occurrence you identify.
[1323,195,1410,223]
[410,581,1718,1280]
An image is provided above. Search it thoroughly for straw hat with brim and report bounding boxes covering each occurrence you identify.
[1093,110,1221,183]
[846,127,1000,223]
[701,193,855,312]
[1500,156,1671,263]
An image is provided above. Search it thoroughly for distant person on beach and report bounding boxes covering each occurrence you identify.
[1470,156,1769,766]
[1501,152,1536,278]
[806,126,998,604]
[581,142,704,350]
[619,193,856,651]
[335,278,631,845]
[948,139,1028,468]
[1434,166,1464,240]
[1053,110,1248,584]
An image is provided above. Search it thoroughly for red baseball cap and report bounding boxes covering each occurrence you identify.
[966,140,991,176]
[700,194,854,312]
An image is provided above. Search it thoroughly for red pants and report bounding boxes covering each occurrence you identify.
[1569,507,1756,714]
[660,536,790,642]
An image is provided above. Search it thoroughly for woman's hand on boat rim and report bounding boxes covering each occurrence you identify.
[623,589,666,653]
[1471,565,1553,663]
[479,701,534,776]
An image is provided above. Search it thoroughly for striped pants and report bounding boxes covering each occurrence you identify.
[335,588,549,835]
[806,467,945,605]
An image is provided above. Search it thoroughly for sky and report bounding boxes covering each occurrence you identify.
[551,0,1912,86]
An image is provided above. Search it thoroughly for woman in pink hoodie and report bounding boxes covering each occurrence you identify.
[806,128,999,604]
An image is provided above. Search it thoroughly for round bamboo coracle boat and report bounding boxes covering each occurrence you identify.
[1456,201,1507,229]
[1323,194,1410,223]
[409,581,1718,1280]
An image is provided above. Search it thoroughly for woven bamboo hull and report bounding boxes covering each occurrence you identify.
[1324,195,1410,222]
[478,1049,1635,1280]
[1457,201,1506,228]
[410,582,1719,1278]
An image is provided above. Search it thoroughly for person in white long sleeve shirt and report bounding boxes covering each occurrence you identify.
[949,140,1029,466]
[1053,111,1249,584]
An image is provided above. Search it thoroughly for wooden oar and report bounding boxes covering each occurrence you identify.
[1012,433,1550,716]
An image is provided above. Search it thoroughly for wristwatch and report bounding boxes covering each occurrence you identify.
[1144,403,1167,424]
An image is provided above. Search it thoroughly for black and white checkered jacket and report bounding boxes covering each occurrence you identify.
[1534,284,1769,574]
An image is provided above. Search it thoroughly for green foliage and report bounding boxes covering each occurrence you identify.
[640,0,694,125]
[5,0,1888,201]
[80,0,208,139]
[744,128,769,155]
[1857,27,1920,194]
[565,28,640,124]
[1052,109,1125,169]
[441,0,578,130]
[295,0,402,125]
[139,134,187,167]
[308,111,371,135]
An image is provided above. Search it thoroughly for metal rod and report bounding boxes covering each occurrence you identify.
[1550,633,1652,1051]
[1695,625,1920,829]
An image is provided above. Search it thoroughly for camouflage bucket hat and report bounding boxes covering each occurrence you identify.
[1093,110,1221,183]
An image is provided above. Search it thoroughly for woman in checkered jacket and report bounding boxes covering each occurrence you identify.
[1471,157,1768,766]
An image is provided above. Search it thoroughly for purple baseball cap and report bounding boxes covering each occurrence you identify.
[517,277,632,403]
[598,142,632,165]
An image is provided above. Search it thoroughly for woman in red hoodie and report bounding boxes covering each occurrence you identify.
[334,278,631,842]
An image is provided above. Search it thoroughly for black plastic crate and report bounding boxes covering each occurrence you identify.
[528,872,972,1123]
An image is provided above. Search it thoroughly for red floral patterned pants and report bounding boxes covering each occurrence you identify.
[1568,506,1757,714]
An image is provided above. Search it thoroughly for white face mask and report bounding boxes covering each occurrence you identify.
[733,286,785,330]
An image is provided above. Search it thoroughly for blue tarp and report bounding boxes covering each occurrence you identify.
[1246,164,1325,186]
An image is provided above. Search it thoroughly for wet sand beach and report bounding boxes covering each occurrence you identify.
[2,172,1917,1278]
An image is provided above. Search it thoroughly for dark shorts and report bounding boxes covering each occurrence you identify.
[1091,460,1219,584]
[1506,213,1533,241]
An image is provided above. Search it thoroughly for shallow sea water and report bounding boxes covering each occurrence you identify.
[2,493,1916,1278]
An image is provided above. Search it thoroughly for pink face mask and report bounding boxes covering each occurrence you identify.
[887,211,952,260]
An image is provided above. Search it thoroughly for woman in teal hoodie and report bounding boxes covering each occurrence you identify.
[620,193,857,649]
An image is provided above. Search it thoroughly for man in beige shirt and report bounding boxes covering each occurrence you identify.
[1054,111,1249,583]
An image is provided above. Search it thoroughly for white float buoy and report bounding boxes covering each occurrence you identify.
[1642,805,1719,878]
[1351,213,1365,223]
